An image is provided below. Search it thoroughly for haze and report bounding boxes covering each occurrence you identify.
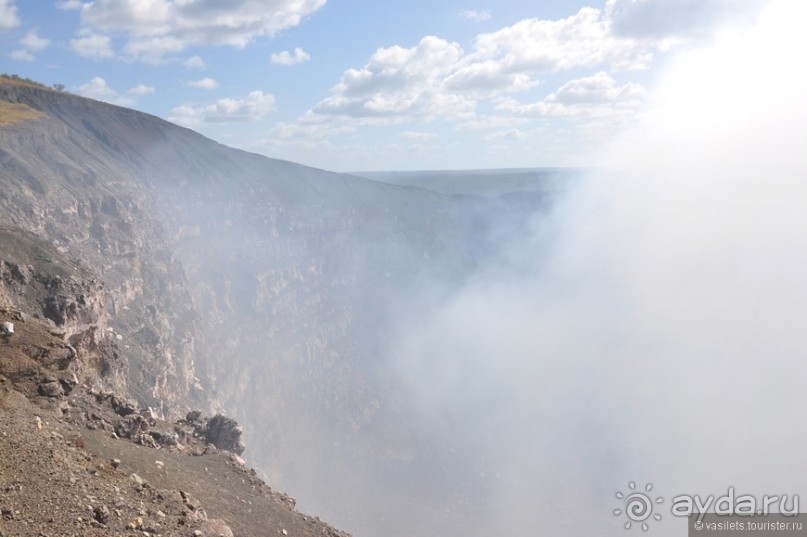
[238,2,806,535]
[2,1,805,537]
[287,2,807,535]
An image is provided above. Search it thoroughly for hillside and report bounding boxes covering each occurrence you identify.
[0,226,349,537]
[0,308,348,537]
[0,77,550,536]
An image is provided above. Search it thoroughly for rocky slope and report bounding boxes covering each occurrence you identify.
[0,76,550,536]
[0,221,349,536]
[0,296,349,537]
[0,225,124,394]
[0,76,467,419]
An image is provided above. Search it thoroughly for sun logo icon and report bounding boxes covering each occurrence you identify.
[614,481,664,531]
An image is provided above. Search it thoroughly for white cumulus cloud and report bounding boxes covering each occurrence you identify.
[261,121,357,151]
[183,55,206,69]
[309,7,656,124]
[168,91,276,127]
[77,76,117,99]
[271,47,311,65]
[548,71,645,104]
[11,31,51,62]
[20,31,50,51]
[443,59,539,97]
[70,34,114,59]
[399,131,438,141]
[122,35,186,64]
[9,50,33,62]
[76,0,327,63]
[313,36,476,120]
[76,76,154,106]
[187,78,219,90]
[127,84,155,96]
[284,1,753,159]
[57,0,83,9]
[496,72,646,118]
[460,9,492,22]
[484,128,525,140]
[472,8,652,73]
[0,0,20,29]
[457,115,530,131]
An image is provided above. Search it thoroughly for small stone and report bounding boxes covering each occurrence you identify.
[38,381,64,398]
[130,473,144,486]
[111,458,121,468]
[193,531,203,536]
[93,505,110,524]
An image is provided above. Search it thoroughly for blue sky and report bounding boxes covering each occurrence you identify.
[0,0,761,172]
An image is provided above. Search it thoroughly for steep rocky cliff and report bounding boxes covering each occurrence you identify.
[0,76,549,536]
[0,81,203,415]
[0,225,126,393]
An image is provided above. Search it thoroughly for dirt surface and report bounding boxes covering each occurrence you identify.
[0,101,45,127]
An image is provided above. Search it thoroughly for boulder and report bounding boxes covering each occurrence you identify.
[205,519,234,537]
[203,414,245,455]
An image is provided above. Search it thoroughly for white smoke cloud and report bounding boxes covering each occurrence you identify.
[380,1,806,535]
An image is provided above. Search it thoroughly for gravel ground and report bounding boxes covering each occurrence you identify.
[0,306,351,537]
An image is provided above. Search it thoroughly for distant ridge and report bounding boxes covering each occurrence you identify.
[351,167,587,197]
